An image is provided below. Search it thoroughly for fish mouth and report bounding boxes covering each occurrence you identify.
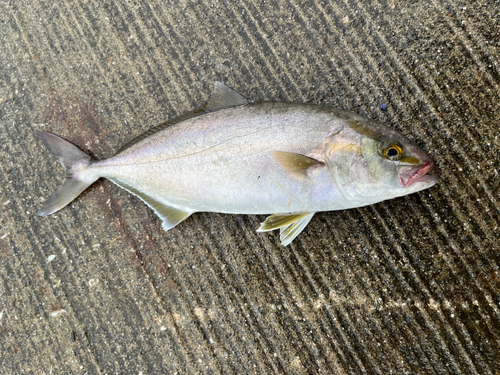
[400,162,437,187]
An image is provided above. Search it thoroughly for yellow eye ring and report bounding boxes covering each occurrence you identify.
[382,143,403,161]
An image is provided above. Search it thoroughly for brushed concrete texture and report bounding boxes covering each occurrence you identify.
[1,0,499,374]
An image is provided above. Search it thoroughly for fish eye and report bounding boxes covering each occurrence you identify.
[386,148,399,157]
[381,142,403,161]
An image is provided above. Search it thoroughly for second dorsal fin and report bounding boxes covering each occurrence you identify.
[115,82,248,154]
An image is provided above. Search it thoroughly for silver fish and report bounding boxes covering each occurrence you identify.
[36,82,437,245]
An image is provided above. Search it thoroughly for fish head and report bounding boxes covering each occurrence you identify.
[324,116,438,205]
[366,137,438,196]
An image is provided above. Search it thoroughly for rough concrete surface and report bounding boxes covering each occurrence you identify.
[0,0,499,374]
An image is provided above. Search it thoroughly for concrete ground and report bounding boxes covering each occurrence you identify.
[1,0,499,373]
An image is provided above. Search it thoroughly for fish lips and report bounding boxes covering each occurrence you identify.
[400,162,438,188]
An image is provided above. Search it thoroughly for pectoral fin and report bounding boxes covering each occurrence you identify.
[109,179,192,230]
[271,151,324,178]
[257,212,315,246]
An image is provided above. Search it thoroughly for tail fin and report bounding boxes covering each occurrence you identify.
[36,131,98,216]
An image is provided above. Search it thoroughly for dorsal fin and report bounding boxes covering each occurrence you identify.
[115,82,248,154]
[115,107,207,154]
[205,81,248,111]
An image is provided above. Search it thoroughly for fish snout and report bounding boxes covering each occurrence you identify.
[400,161,437,187]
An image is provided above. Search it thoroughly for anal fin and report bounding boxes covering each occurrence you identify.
[109,179,192,230]
[257,212,315,246]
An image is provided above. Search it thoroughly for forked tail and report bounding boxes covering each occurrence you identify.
[36,131,98,216]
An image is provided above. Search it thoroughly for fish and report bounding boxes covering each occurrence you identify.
[36,82,438,246]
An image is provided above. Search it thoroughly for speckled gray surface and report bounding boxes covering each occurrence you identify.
[1,0,499,373]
